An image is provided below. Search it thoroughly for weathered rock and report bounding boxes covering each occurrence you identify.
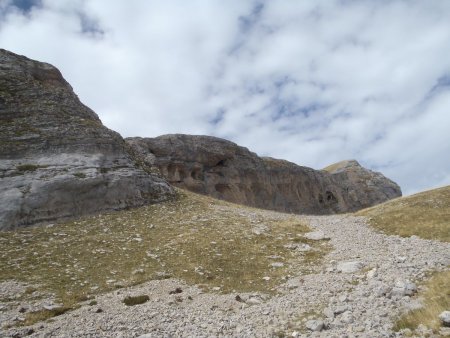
[270,262,284,268]
[336,261,364,273]
[323,307,335,319]
[305,319,324,332]
[334,305,348,315]
[304,231,330,240]
[391,280,417,297]
[366,268,378,279]
[0,49,174,230]
[126,135,401,214]
[246,296,262,305]
[439,311,450,327]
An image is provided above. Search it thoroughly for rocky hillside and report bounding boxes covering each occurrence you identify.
[126,134,401,214]
[0,49,174,230]
[1,189,448,337]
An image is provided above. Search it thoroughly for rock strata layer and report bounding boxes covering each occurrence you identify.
[0,49,174,230]
[126,134,401,214]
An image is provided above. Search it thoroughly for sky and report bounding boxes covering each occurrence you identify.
[1,0,450,195]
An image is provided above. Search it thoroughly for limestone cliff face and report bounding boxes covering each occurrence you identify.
[126,135,401,214]
[0,49,174,230]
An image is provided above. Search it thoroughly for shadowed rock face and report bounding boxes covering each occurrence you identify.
[0,49,174,230]
[127,135,401,214]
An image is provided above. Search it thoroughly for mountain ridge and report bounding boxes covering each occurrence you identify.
[1,49,400,229]
[126,134,401,214]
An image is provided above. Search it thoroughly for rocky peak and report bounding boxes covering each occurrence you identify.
[323,160,362,174]
[0,49,174,230]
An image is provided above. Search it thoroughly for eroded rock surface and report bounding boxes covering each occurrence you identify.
[0,49,174,230]
[126,134,401,214]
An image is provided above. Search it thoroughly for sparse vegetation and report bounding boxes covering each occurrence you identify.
[73,172,86,179]
[123,295,150,306]
[16,164,42,172]
[0,189,329,326]
[357,185,450,242]
[394,270,450,333]
[23,306,72,326]
[358,185,450,333]
[322,162,342,173]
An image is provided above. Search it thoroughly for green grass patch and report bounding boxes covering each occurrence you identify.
[394,270,450,333]
[357,185,450,242]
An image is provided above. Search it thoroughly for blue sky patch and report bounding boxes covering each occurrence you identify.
[11,0,40,12]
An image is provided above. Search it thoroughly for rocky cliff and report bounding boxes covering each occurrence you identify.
[127,135,401,214]
[0,49,174,230]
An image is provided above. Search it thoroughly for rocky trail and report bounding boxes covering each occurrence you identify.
[2,210,449,338]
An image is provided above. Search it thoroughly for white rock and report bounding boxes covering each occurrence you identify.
[246,297,261,305]
[334,305,348,315]
[337,261,364,273]
[341,311,354,324]
[439,311,450,327]
[304,231,330,241]
[439,327,450,336]
[271,262,284,268]
[338,294,349,302]
[392,280,417,297]
[323,308,334,319]
[297,244,312,252]
[405,299,423,311]
[305,319,324,332]
[397,256,407,263]
[416,324,433,335]
[354,326,365,332]
[43,304,61,311]
[366,268,378,279]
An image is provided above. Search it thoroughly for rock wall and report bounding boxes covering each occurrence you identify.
[127,134,401,214]
[0,49,174,230]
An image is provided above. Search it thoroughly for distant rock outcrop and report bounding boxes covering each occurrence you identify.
[0,49,174,230]
[126,134,401,214]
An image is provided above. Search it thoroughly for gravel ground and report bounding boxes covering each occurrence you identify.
[1,213,449,338]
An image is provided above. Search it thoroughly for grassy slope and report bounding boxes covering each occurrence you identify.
[357,185,450,333]
[0,189,329,326]
[357,185,450,242]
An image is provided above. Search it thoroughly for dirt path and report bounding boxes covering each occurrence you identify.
[2,214,449,337]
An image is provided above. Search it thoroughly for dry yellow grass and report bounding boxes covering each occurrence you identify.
[394,270,450,333]
[357,185,450,242]
[0,189,329,326]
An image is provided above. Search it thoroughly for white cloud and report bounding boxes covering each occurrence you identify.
[1,0,450,194]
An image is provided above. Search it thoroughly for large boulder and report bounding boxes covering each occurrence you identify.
[126,134,401,214]
[0,49,174,230]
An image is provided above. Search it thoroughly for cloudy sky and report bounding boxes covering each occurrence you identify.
[1,0,450,195]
